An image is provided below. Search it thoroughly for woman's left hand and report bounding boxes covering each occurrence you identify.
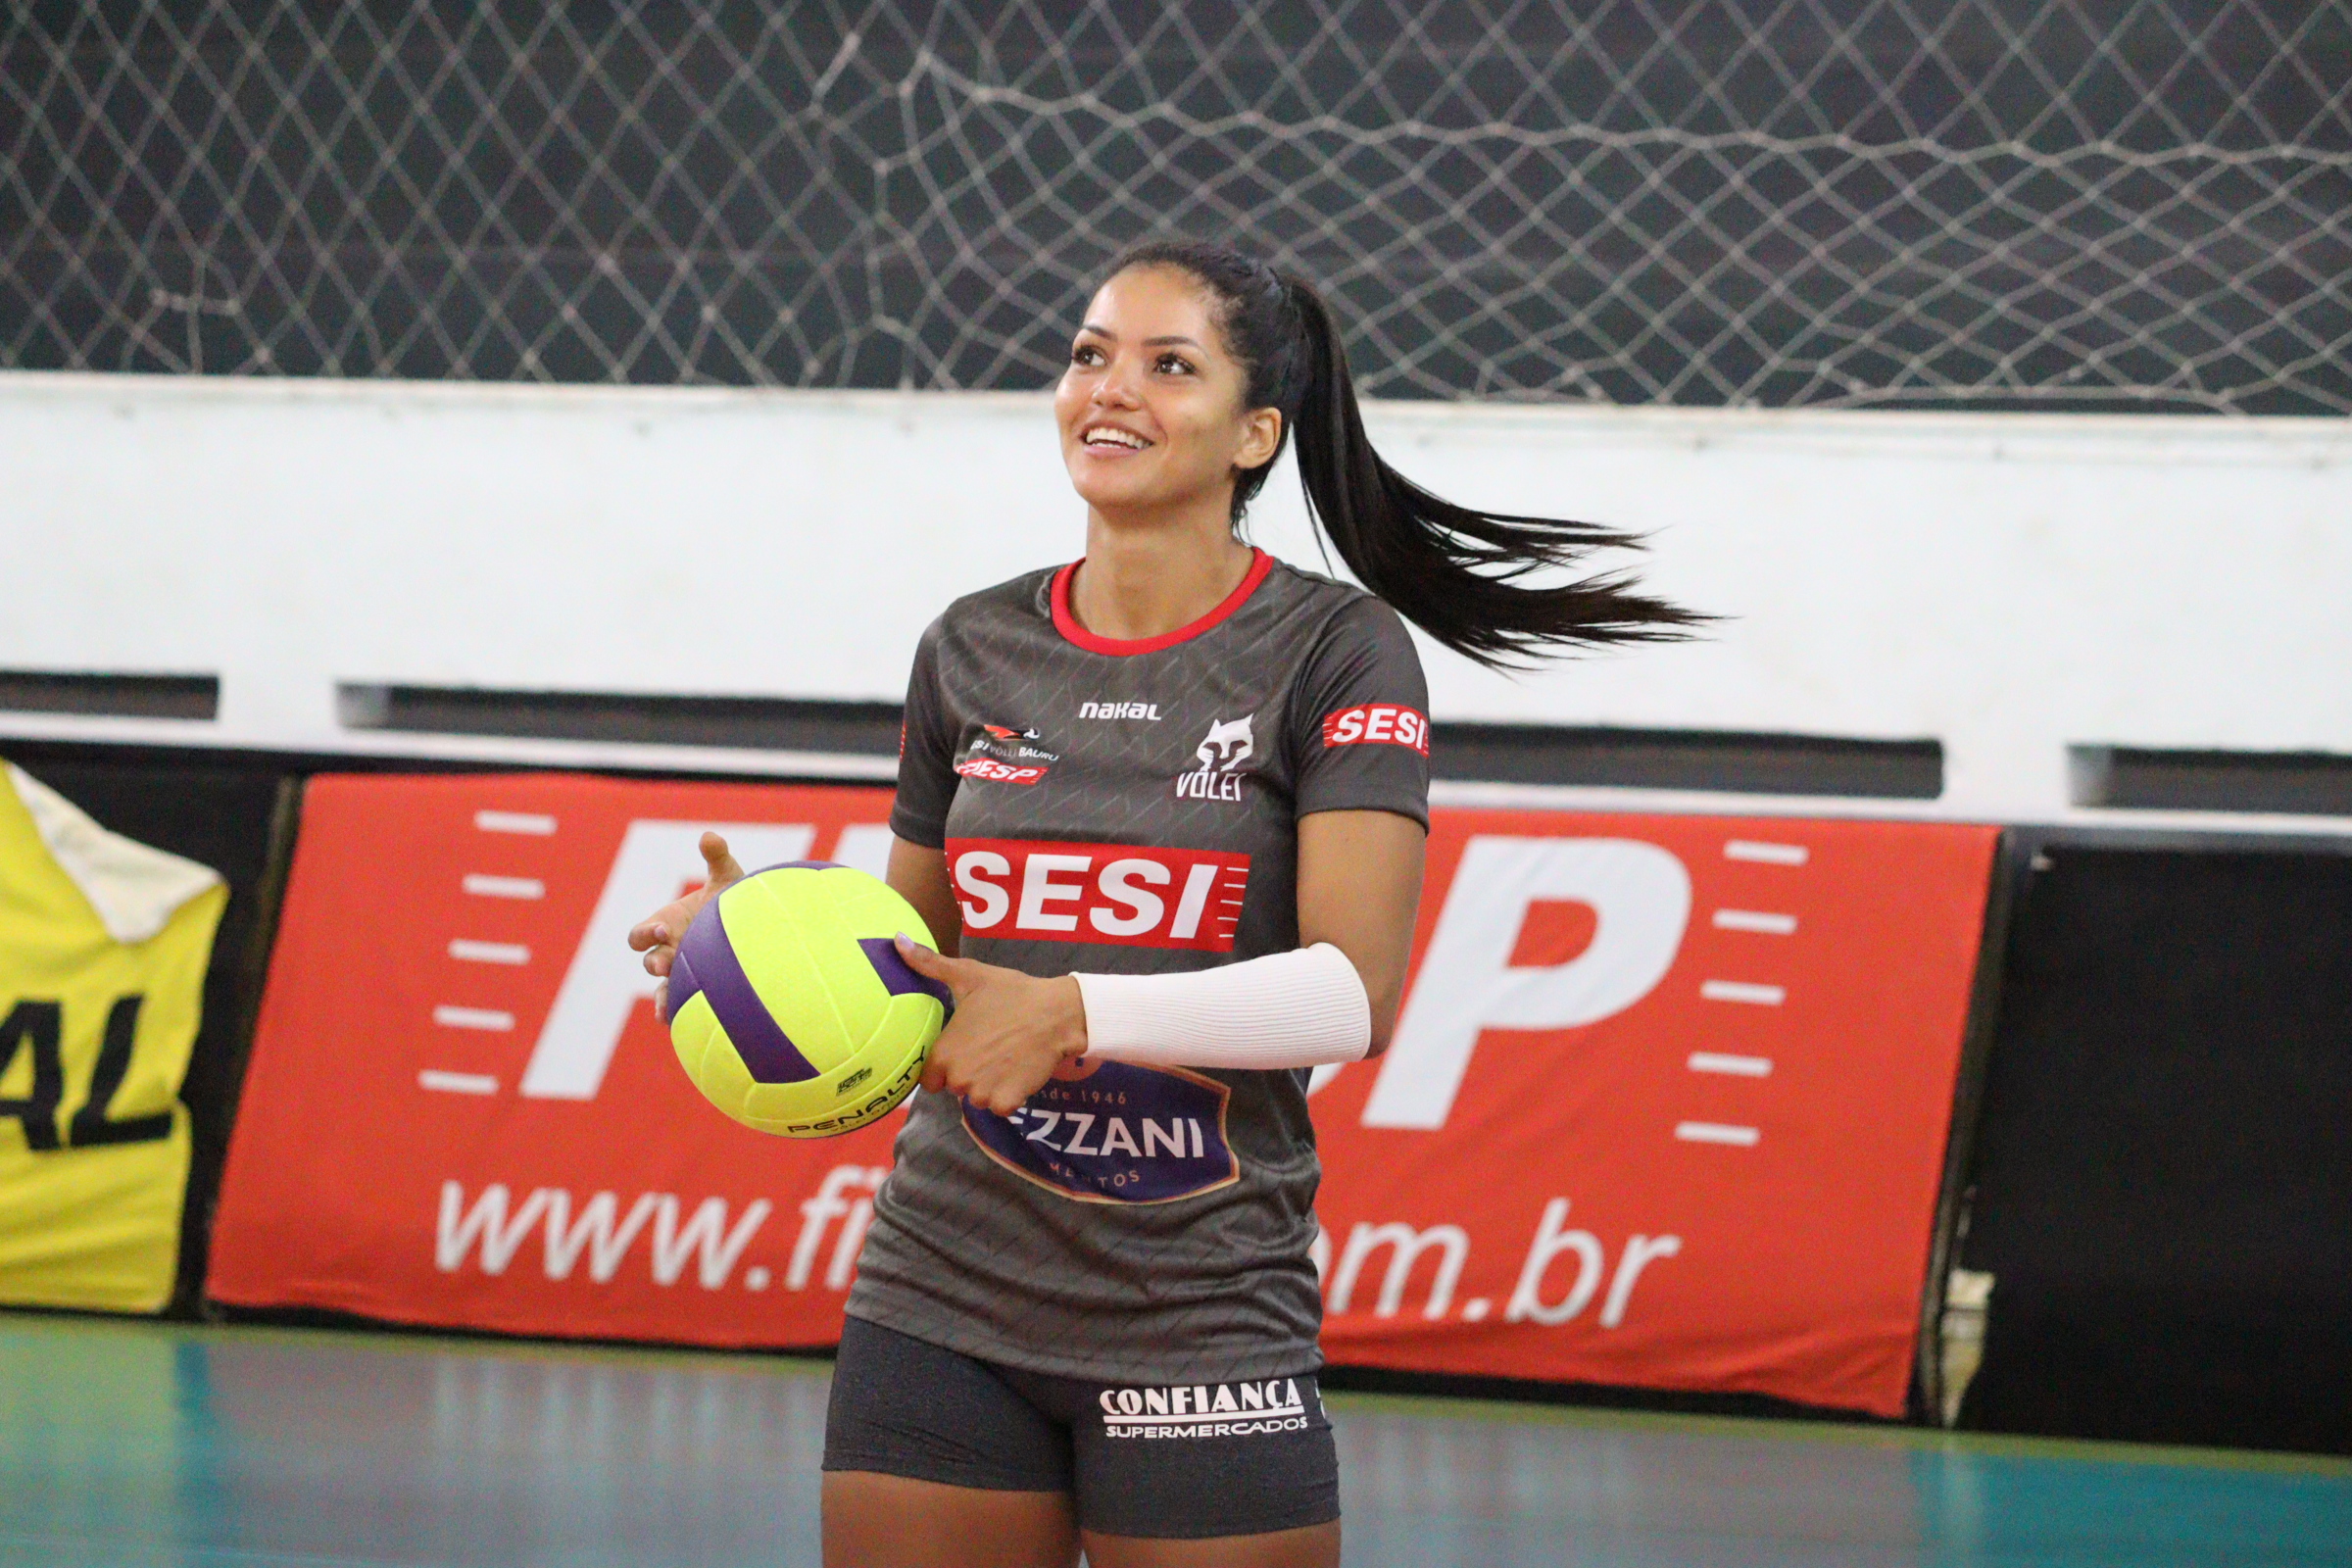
[893,935,1088,1115]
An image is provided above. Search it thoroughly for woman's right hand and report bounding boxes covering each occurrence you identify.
[626,831,746,1023]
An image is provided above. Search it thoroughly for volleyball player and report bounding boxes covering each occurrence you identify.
[630,241,1693,1567]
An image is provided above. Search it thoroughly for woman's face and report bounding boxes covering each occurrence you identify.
[1054,265,1283,519]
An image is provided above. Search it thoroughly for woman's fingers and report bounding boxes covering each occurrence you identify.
[624,834,745,976]
[888,946,1074,1113]
[700,831,746,888]
[894,933,979,998]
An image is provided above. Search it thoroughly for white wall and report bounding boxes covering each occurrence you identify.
[5,369,2349,824]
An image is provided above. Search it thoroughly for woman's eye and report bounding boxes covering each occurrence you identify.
[1154,353,1194,375]
[1070,344,1102,367]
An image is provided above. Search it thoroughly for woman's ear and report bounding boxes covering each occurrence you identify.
[1234,406,1284,470]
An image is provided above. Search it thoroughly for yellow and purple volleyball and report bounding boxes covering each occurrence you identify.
[667,861,949,1138]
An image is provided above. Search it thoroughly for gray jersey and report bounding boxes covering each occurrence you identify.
[846,550,1431,1384]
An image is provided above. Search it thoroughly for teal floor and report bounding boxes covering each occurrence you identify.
[3,1315,2347,1566]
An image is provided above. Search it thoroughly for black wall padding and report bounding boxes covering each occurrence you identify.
[7,753,299,1316]
[1958,846,2352,1454]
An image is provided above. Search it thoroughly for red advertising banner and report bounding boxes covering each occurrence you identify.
[208,774,1995,1416]
[1308,809,1997,1416]
[208,775,906,1348]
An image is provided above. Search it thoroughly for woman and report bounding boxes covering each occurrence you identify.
[631,241,1693,1567]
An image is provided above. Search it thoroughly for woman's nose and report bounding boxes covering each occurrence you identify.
[1092,367,1143,407]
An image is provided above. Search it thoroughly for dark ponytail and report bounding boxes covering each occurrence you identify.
[1108,240,1703,669]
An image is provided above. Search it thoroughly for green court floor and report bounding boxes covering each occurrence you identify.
[3,1314,2346,1566]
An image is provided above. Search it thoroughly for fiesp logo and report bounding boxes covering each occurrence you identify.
[964,722,1057,782]
[955,758,1049,786]
[517,819,894,1102]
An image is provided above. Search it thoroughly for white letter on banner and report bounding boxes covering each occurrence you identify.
[649,1196,772,1289]
[542,1191,661,1283]
[828,823,896,879]
[436,1182,553,1275]
[520,821,816,1100]
[1359,837,1690,1130]
[1600,1234,1684,1328]
[1329,1221,1470,1320]
[1505,1198,1606,1325]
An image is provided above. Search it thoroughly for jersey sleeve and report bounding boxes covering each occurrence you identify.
[1288,595,1432,829]
[888,617,958,849]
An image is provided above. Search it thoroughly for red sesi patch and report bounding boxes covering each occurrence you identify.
[956,758,1049,786]
[946,838,1250,951]
[1321,703,1430,755]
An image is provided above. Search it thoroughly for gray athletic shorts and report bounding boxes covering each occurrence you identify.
[822,1315,1341,1540]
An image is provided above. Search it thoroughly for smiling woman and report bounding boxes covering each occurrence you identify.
[1070,240,1703,668]
[626,240,1694,1568]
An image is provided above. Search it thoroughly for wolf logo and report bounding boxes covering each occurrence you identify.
[1177,715,1255,802]
[1194,715,1254,772]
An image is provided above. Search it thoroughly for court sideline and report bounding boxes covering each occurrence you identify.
[4,1315,2345,1567]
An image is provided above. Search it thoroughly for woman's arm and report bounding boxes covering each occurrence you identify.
[885,836,963,958]
[1295,808,1426,1056]
[894,808,1426,1107]
[889,839,1089,1113]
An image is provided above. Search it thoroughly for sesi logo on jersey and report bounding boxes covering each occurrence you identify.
[955,758,1049,786]
[947,838,1250,952]
[1321,703,1430,755]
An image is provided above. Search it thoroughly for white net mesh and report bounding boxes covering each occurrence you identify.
[6,1,2349,412]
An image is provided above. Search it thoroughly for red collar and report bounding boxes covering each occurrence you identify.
[1050,548,1275,656]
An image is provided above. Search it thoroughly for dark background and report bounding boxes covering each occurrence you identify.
[6,0,2347,410]
[1958,844,2352,1454]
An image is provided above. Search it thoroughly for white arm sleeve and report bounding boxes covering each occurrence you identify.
[1072,943,1373,1071]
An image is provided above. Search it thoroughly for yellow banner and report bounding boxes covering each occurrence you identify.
[0,764,226,1312]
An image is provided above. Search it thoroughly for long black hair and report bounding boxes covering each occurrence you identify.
[1107,239,1703,669]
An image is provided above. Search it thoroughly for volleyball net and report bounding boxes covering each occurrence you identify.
[4,0,2348,412]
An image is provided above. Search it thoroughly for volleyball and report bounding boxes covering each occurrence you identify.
[666,861,950,1138]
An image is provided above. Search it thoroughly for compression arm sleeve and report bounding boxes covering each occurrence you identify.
[1072,944,1373,1070]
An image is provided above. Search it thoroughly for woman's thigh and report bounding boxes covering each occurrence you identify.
[822,1317,1079,1564]
[1082,1520,1340,1568]
[821,1476,1337,1568]
[823,1471,1077,1568]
